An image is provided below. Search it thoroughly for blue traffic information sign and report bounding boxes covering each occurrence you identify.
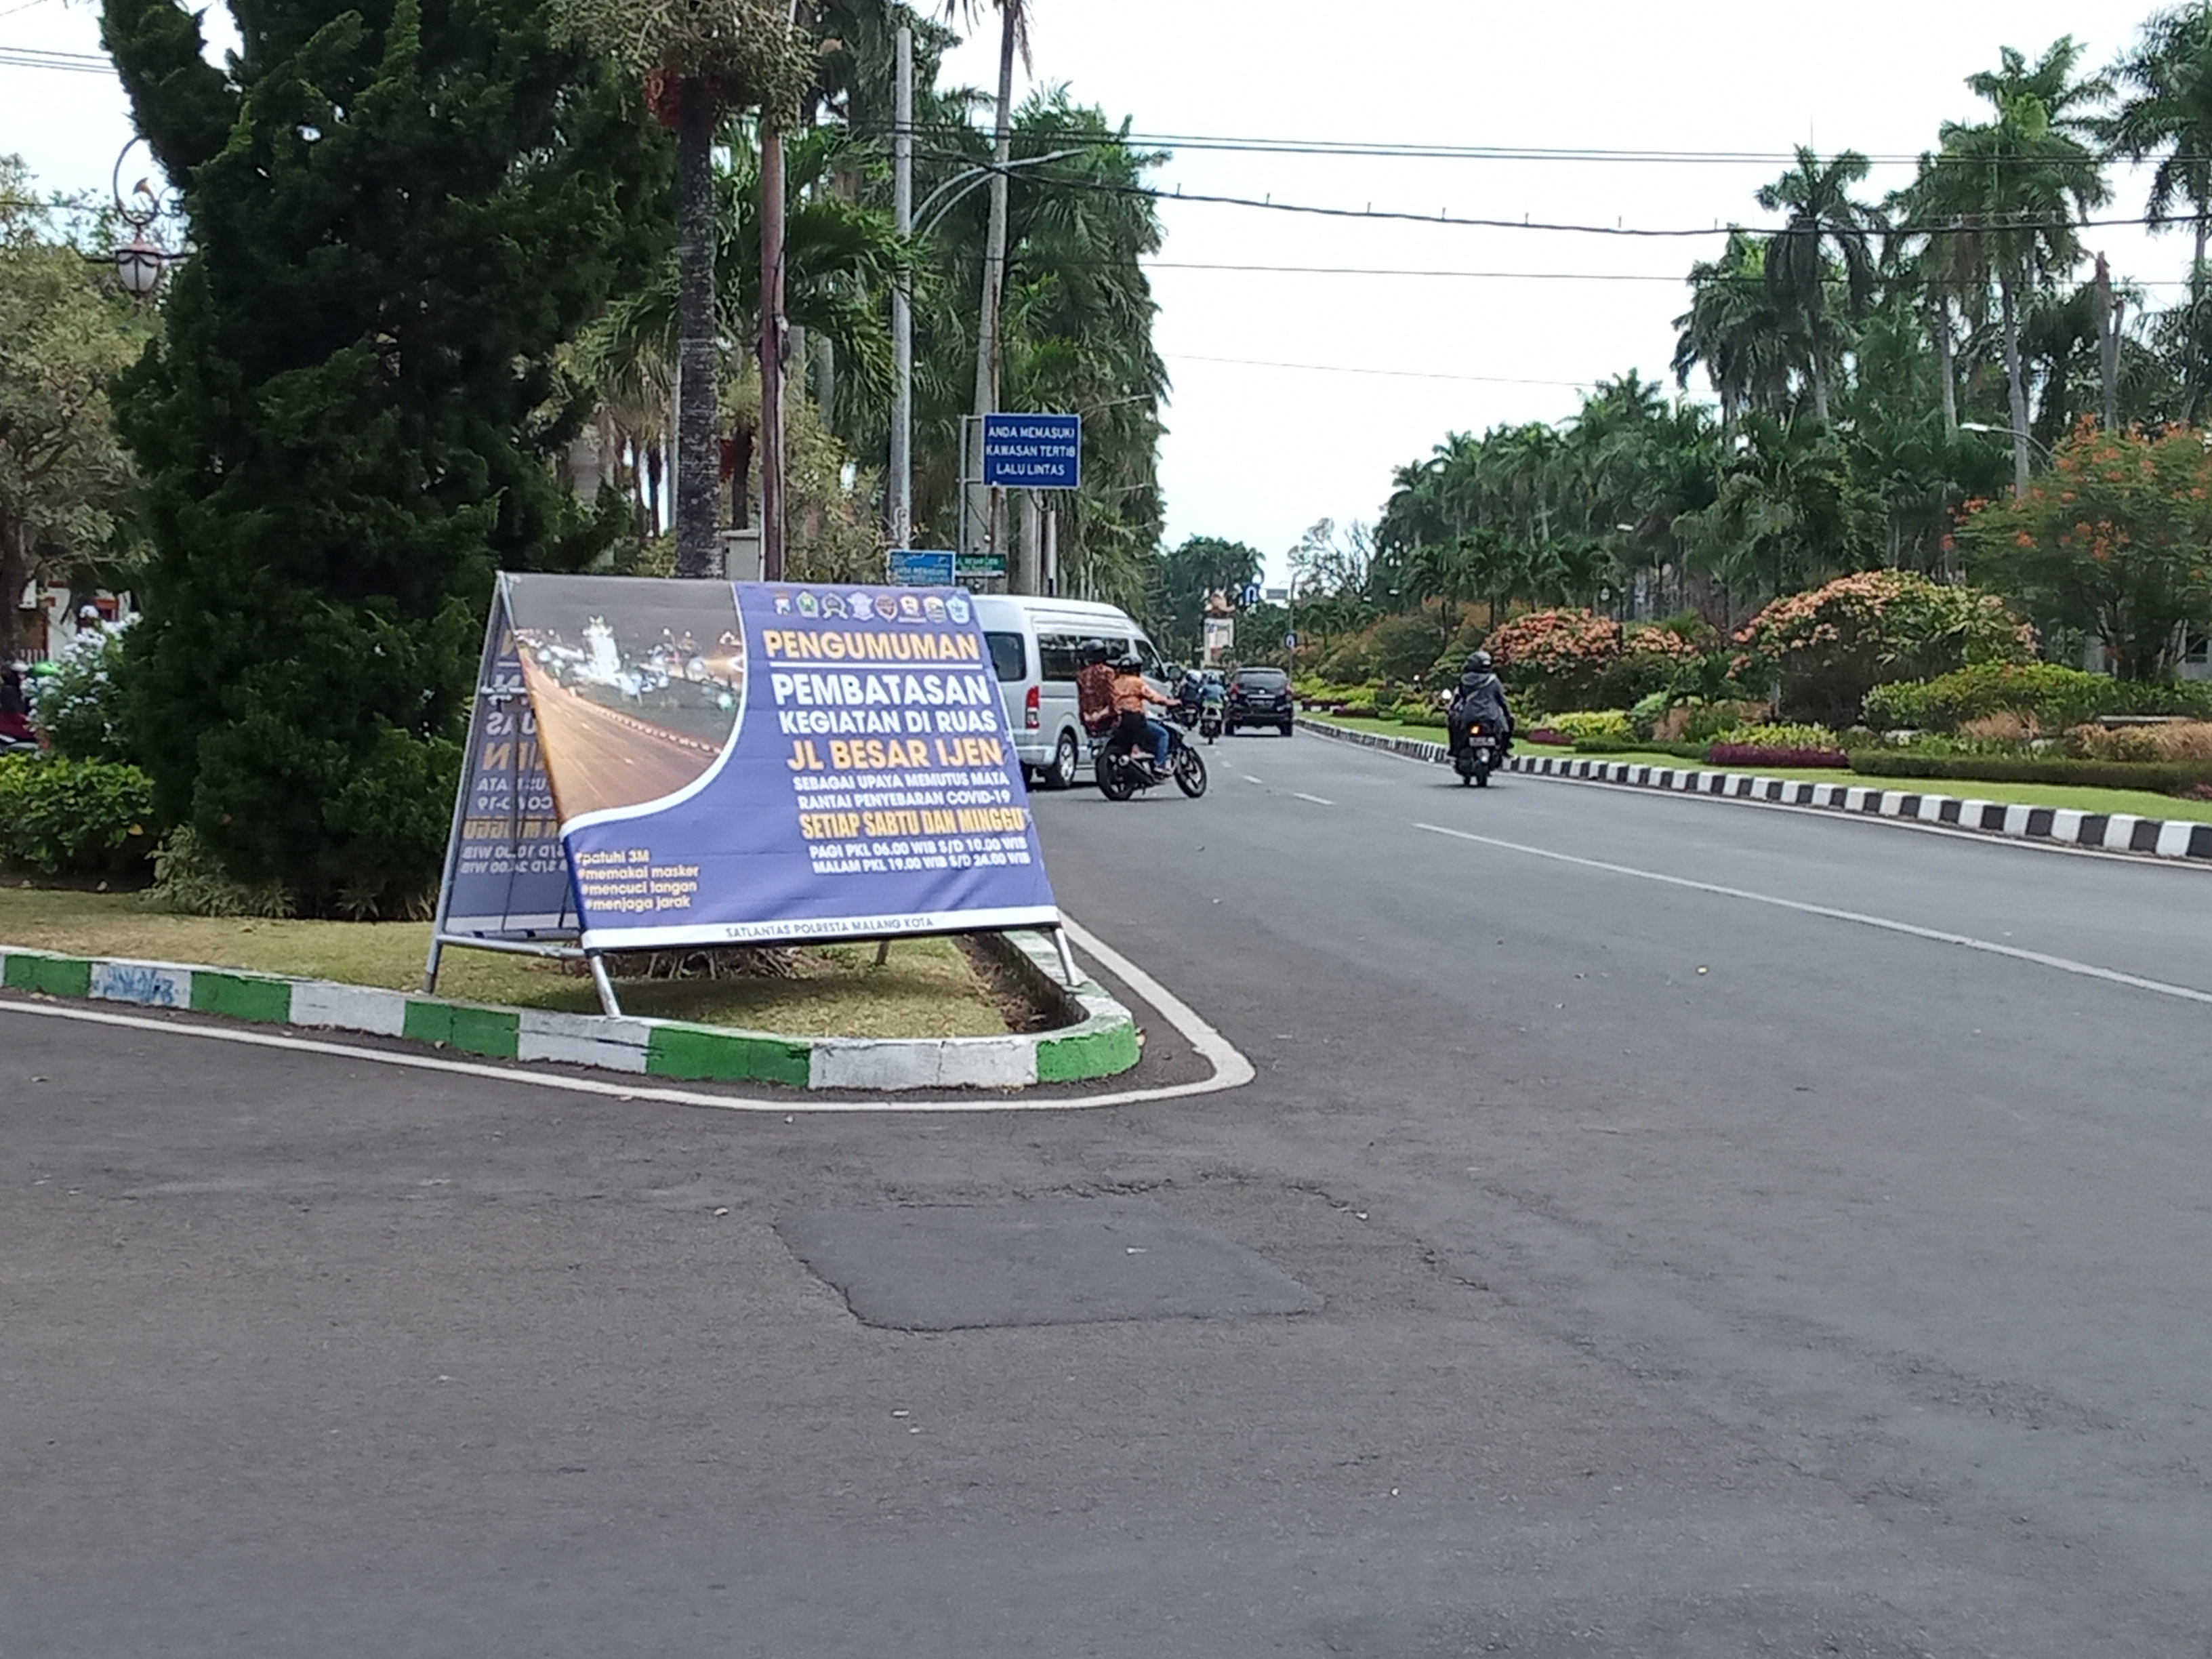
[983,413,1082,488]
[888,548,955,586]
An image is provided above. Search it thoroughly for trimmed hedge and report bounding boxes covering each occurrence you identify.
[1709,743,1850,769]
[1572,738,1709,760]
[1850,750,2212,796]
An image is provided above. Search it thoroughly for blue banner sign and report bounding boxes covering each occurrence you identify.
[983,412,1081,488]
[433,587,579,943]
[888,548,955,586]
[464,575,1059,953]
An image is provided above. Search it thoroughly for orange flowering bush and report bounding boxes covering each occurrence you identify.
[1488,609,1702,710]
[1958,420,2212,681]
[1734,571,2033,727]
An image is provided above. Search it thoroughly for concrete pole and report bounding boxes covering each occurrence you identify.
[760,118,788,579]
[890,24,913,549]
[968,5,1018,558]
[1019,489,1042,595]
[1044,504,1057,596]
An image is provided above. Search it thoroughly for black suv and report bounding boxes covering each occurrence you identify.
[1226,666,1294,736]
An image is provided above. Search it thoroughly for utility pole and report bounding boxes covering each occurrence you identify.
[760,114,787,580]
[889,24,914,550]
[968,2,1019,572]
[2094,252,2121,434]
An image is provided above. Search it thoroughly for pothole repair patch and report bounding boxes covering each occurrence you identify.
[776,1200,1323,1330]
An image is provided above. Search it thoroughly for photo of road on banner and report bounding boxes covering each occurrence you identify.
[503,575,745,821]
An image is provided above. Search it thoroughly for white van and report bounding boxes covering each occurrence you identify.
[971,594,1175,788]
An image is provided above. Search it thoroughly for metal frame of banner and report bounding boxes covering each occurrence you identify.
[422,575,1085,1028]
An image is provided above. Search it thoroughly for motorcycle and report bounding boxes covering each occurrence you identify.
[1093,724,1208,801]
[1197,693,1224,744]
[1452,724,1500,787]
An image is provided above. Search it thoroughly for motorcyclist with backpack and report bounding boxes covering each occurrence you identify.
[1446,651,1513,760]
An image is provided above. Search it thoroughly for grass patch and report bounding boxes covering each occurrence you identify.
[1570,760,2212,824]
[1303,715,2212,823]
[0,888,1010,1038]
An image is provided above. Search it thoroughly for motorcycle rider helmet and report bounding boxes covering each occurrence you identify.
[1465,650,1493,674]
[1082,638,1110,664]
[1115,651,1143,672]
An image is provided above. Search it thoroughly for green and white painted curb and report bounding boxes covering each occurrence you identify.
[0,929,1139,1092]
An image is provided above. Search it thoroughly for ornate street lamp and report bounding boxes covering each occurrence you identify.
[103,138,179,300]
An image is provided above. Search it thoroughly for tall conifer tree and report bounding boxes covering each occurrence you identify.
[102,0,666,912]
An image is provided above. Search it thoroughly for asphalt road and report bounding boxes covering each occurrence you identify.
[521,657,720,818]
[6,729,2211,1657]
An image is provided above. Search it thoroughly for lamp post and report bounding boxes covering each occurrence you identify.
[100,138,179,300]
[1960,420,2057,468]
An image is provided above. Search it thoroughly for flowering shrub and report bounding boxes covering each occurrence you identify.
[1488,611,1702,710]
[1525,726,1576,746]
[27,630,134,762]
[1957,420,2212,681]
[1705,743,1851,770]
[1734,571,2034,728]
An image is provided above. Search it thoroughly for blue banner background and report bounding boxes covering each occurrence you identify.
[550,580,1058,950]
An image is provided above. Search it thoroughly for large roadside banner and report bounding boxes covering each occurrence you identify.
[434,575,1058,955]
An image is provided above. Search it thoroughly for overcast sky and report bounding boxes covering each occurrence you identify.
[1,0,2188,584]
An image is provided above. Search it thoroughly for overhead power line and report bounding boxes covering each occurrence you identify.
[921,147,2210,241]
[1166,352,1593,389]
[875,119,2169,168]
[0,43,109,73]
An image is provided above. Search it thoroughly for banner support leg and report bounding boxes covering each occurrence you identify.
[1052,927,1080,989]
[874,939,891,966]
[421,937,443,996]
[588,952,623,1018]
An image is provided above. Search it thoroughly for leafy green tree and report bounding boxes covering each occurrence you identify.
[103,0,668,913]
[1959,421,2212,680]
[1755,148,1882,424]
[1676,414,1874,613]
[0,161,152,663]
[1149,535,1259,659]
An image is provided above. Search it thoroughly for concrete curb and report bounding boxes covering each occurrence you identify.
[1297,717,2212,864]
[0,930,1141,1091]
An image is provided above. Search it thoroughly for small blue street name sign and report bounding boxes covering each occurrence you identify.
[983,413,1082,489]
[888,548,955,586]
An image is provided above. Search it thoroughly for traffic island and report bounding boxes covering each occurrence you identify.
[1298,716,2212,864]
[0,928,1140,1092]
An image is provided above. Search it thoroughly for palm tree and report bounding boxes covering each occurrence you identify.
[1755,147,1882,426]
[2101,7,2212,323]
[1916,39,2111,494]
[551,0,814,575]
[1672,231,1793,430]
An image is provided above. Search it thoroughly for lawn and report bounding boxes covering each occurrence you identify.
[0,888,1011,1038]
[1300,714,2212,825]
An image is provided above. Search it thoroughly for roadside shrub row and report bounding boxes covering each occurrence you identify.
[1849,750,2212,795]
[1862,663,2212,734]
[0,755,156,876]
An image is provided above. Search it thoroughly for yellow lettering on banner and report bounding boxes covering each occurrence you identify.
[828,737,934,771]
[955,806,1029,834]
[800,811,863,840]
[933,736,1004,769]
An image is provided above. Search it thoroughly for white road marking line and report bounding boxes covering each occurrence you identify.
[0,916,1255,1114]
[1414,821,2212,1007]
[1242,775,1265,785]
[1293,792,1336,806]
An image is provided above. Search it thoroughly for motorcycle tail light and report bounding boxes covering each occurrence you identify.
[1024,684,1040,729]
